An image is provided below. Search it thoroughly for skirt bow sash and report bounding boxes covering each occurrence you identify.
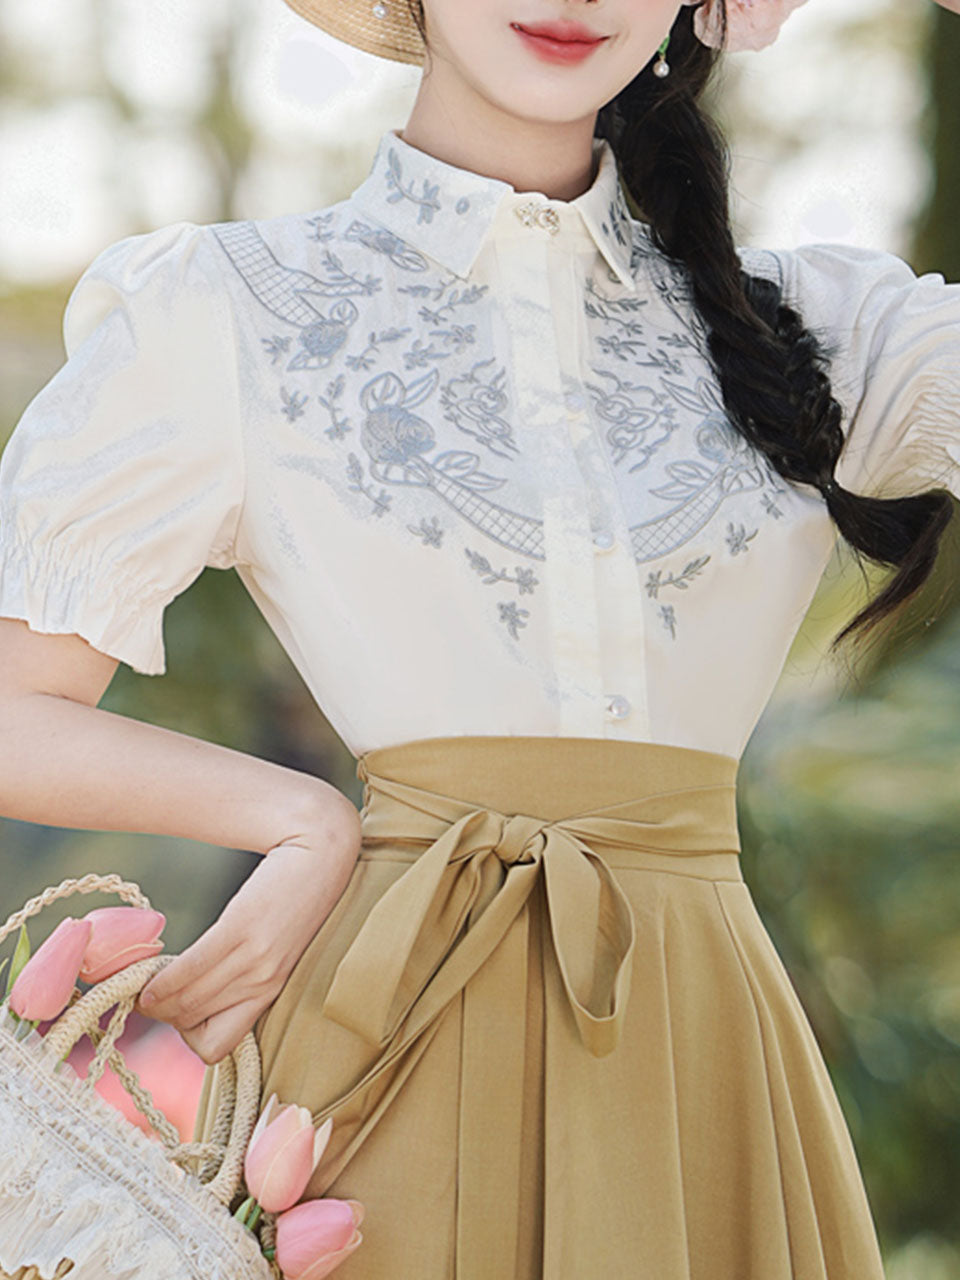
[302,742,742,1280]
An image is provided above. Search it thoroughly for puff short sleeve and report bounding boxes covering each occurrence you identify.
[0,221,244,675]
[766,243,960,501]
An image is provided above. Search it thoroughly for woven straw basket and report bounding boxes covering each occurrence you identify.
[0,872,282,1280]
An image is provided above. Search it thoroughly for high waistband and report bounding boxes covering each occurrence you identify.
[319,735,743,1062]
[358,737,742,855]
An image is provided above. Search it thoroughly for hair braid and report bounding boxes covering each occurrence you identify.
[598,5,953,653]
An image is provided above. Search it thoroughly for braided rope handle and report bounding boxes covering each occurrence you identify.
[0,874,263,1207]
[0,872,152,945]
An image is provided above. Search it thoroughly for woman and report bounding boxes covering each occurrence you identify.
[0,0,958,1275]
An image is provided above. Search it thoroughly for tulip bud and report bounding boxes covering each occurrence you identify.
[275,1198,364,1280]
[244,1093,334,1214]
[77,906,166,984]
[9,917,93,1022]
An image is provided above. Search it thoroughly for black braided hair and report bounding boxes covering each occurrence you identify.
[405,0,954,655]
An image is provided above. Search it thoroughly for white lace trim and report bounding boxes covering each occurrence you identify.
[0,1007,272,1280]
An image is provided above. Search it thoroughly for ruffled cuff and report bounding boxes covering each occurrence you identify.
[0,533,171,675]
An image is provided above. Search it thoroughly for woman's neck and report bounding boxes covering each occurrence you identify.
[400,78,599,202]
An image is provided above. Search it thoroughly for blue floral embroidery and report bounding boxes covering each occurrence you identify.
[628,400,768,562]
[213,222,381,325]
[464,549,538,594]
[760,491,785,519]
[263,335,292,363]
[658,603,677,639]
[402,279,489,324]
[316,374,352,441]
[385,147,442,224]
[430,323,477,355]
[305,212,336,243]
[346,452,391,516]
[499,600,530,639]
[355,368,544,557]
[409,515,445,546]
[726,522,758,555]
[403,337,453,370]
[269,501,308,569]
[346,326,412,372]
[441,359,517,460]
[280,386,309,422]
[585,277,689,373]
[585,370,676,472]
[455,197,471,215]
[342,219,429,270]
[645,555,711,598]
[288,299,360,371]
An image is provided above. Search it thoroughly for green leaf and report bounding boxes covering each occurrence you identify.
[3,923,31,1000]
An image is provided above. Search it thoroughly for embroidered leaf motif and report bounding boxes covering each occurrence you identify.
[434,451,482,478]
[364,371,406,408]
[651,460,714,501]
[433,451,507,492]
[645,555,711,599]
[403,369,442,410]
[346,452,391,516]
[464,549,540,594]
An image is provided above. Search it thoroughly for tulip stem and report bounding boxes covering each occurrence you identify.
[262,1246,276,1261]
[247,1202,263,1231]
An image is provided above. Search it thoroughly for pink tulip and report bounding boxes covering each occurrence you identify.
[244,1092,334,1213]
[275,1199,365,1280]
[77,906,166,983]
[67,1019,207,1141]
[9,917,93,1021]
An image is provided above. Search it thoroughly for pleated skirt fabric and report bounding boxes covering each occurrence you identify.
[192,735,886,1280]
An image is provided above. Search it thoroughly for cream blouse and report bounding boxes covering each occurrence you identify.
[1,126,959,760]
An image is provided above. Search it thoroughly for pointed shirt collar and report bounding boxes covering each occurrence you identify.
[350,127,637,292]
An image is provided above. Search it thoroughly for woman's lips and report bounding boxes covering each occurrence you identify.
[511,22,609,65]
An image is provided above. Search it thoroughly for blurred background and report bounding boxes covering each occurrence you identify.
[1,0,959,1271]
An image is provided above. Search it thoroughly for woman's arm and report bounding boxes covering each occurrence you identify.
[0,618,364,1063]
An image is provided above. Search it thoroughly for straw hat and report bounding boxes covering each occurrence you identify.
[281,0,427,66]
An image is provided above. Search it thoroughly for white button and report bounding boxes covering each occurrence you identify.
[593,530,615,552]
[564,390,587,413]
[605,694,631,720]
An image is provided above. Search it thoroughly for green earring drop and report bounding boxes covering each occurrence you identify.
[653,34,671,78]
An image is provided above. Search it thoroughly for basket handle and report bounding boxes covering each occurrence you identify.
[2,873,263,1207]
[0,872,152,947]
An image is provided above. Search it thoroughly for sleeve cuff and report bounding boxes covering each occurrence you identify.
[0,538,170,675]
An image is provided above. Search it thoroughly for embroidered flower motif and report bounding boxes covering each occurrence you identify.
[689,0,809,52]
[288,300,360,371]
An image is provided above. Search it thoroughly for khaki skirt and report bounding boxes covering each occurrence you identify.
[193,735,885,1279]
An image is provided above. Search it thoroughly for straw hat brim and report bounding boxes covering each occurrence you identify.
[281,0,427,66]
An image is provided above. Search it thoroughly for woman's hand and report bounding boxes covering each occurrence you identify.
[134,808,362,1065]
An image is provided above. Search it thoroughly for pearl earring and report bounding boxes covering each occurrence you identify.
[372,1,388,16]
[653,34,671,78]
